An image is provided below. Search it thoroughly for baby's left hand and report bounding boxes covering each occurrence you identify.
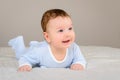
[70,64,84,71]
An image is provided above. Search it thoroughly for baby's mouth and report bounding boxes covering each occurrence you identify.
[62,40,70,43]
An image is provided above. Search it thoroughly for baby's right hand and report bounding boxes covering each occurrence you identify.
[18,65,32,72]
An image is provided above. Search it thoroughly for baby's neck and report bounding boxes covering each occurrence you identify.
[50,45,67,54]
[50,45,67,61]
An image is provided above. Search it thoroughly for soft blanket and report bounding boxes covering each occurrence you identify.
[0,46,120,80]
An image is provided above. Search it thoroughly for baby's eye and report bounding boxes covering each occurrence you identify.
[68,27,72,30]
[58,29,63,32]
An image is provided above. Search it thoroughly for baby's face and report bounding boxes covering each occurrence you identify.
[44,16,75,49]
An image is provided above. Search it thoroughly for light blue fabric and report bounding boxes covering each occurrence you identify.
[8,36,26,59]
[8,36,86,68]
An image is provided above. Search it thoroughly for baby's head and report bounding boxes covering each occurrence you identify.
[41,9,70,32]
[41,9,75,48]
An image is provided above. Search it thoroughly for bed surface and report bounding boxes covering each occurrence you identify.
[0,46,120,80]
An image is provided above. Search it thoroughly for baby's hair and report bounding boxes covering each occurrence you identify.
[41,9,70,32]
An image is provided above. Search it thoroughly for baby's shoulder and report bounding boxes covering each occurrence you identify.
[27,41,48,52]
[70,42,79,48]
[29,40,48,48]
[68,42,80,52]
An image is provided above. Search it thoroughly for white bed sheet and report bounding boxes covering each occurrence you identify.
[0,46,120,80]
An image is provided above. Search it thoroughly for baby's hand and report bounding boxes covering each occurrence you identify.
[70,64,84,71]
[18,65,32,72]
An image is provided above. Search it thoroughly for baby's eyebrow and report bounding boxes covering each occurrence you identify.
[56,26,64,29]
[56,24,73,29]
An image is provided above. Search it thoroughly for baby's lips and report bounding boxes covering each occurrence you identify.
[62,40,70,43]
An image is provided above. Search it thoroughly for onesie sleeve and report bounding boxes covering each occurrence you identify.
[72,43,87,68]
[18,47,40,68]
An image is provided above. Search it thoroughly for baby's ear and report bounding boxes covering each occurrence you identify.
[43,32,50,43]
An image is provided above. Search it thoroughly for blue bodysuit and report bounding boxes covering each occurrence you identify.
[8,36,86,68]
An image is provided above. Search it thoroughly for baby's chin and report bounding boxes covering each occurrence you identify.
[62,41,73,48]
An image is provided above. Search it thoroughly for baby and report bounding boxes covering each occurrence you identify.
[8,9,86,71]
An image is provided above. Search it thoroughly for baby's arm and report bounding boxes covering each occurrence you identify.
[18,47,40,72]
[18,65,32,71]
[70,64,84,70]
[71,43,87,71]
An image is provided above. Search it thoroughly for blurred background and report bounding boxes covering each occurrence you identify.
[0,0,120,48]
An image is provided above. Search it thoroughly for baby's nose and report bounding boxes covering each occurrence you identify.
[64,31,71,37]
